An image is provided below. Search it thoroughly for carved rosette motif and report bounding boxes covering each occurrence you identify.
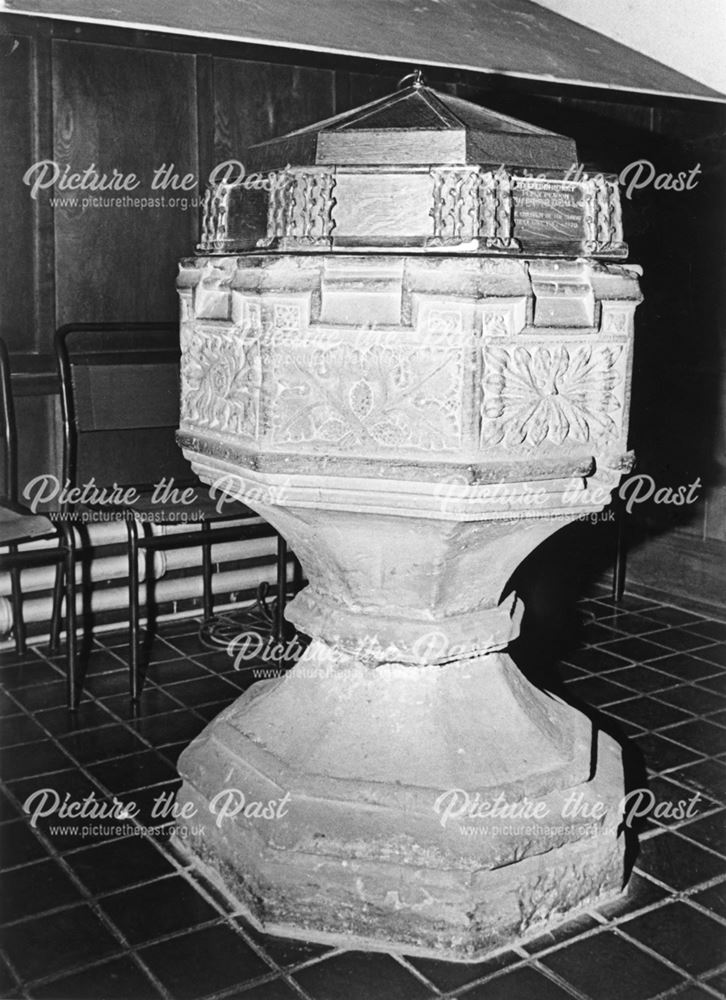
[180,324,260,438]
[480,343,625,449]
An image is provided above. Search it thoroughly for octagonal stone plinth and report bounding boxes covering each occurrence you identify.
[172,251,640,960]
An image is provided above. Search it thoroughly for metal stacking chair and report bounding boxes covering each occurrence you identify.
[53,322,287,701]
[0,338,78,705]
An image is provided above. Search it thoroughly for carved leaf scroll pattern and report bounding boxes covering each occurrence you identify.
[181,329,260,438]
[271,339,464,454]
[481,344,624,449]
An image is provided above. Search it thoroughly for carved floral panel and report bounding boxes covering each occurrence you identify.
[269,330,465,454]
[480,342,626,450]
[180,326,260,439]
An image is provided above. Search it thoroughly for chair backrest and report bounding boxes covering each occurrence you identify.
[0,338,18,503]
[55,323,193,501]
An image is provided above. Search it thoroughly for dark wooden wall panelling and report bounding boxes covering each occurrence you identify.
[0,13,724,604]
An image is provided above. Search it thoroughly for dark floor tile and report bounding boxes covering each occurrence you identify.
[671,985,724,999]
[633,732,704,773]
[1,904,120,982]
[406,948,520,992]
[0,690,22,716]
[607,696,692,732]
[698,673,726,697]
[664,720,726,758]
[66,835,175,895]
[29,955,162,999]
[596,871,668,919]
[565,675,636,707]
[82,670,133,698]
[0,739,73,782]
[619,900,726,975]
[0,787,20,824]
[128,709,206,747]
[0,712,44,748]
[659,686,726,717]
[645,629,718,654]
[0,647,43,668]
[540,929,684,999]
[672,759,726,805]
[236,917,331,970]
[294,952,434,1000]
[58,723,147,765]
[462,965,581,1000]
[595,595,661,615]
[556,660,586,683]
[600,635,673,663]
[33,700,115,737]
[87,750,177,795]
[692,881,726,920]
[78,649,128,674]
[580,621,623,644]
[561,646,632,672]
[637,775,710,832]
[641,608,709,629]
[163,675,240,708]
[0,958,18,998]
[604,665,680,694]
[194,699,238,722]
[161,633,209,658]
[634,831,726,890]
[0,658,64,690]
[9,771,118,853]
[140,637,194,665]
[0,857,82,923]
[225,979,304,1000]
[689,621,726,643]
[0,817,48,868]
[117,780,182,829]
[643,655,722,683]
[100,687,181,719]
[597,612,667,635]
[145,657,211,684]
[99,874,219,946]
[193,649,244,674]
[677,810,726,854]
[521,910,602,954]
[704,969,726,993]
[140,923,271,999]
[7,680,71,712]
[694,646,726,669]
[159,741,189,766]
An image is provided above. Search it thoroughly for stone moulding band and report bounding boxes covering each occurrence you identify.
[196,167,628,258]
[286,590,524,663]
[179,444,622,521]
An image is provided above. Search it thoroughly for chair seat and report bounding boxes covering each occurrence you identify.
[0,501,57,545]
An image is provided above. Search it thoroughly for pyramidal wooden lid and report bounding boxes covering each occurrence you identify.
[247,78,578,172]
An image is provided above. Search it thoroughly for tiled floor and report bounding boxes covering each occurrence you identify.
[1,589,725,1000]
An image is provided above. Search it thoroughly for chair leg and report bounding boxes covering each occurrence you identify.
[612,505,627,602]
[128,520,141,701]
[274,535,287,642]
[61,526,79,709]
[201,520,213,621]
[49,558,65,652]
[8,545,26,655]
